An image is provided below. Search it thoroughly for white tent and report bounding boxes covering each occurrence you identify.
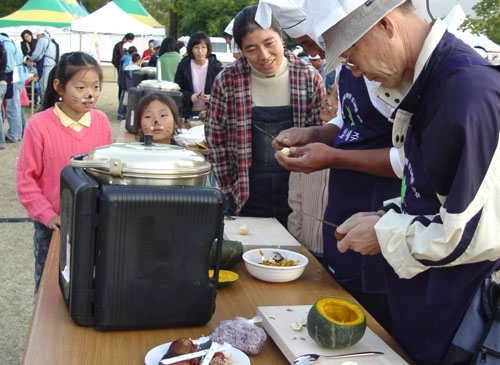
[70,2,164,63]
[443,3,500,57]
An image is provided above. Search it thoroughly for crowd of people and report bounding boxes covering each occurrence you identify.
[2,1,500,364]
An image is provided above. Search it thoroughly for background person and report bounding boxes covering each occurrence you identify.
[141,39,155,63]
[0,39,7,150]
[112,33,135,103]
[205,5,324,227]
[319,1,500,363]
[146,40,161,67]
[16,52,112,292]
[26,29,57,101]
[0,33,29,144]
[174,32,222,119]
[157,36,182,82]
[20,30,36,57]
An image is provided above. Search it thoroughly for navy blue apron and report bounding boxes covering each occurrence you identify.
[239,106,293,228]
[384,48,500,364]
[323,67,400,329]
[385,127,498,363]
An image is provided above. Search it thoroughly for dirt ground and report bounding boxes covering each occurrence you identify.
[0,65,121,365]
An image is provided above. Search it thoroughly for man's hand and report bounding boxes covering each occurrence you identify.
[272,127,314,150]
[47,215,61,231]
[275,143,340,173]
[336,212,382,255]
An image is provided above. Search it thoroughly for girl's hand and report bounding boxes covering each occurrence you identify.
[47,216,61,231]
[200,94,210,103]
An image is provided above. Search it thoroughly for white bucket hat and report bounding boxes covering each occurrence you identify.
[323,0,405,73]
[255,0,307,39]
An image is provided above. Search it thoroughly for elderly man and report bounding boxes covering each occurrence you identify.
[257,0,401,331]
[296,1,499,363]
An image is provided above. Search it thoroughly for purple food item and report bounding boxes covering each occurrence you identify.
[210,317,267,356]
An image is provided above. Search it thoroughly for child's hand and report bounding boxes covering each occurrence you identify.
[48,216,61,231]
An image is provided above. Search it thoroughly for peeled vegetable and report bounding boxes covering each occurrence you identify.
[238,225,249,235]
[280,147,290,156]
[307,297,366,349]
[208,269,239,288]
[208,240,243,270]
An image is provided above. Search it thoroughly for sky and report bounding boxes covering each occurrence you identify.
[412,0,481,19]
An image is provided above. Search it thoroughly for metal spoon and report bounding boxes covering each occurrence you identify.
[293,351,384,364]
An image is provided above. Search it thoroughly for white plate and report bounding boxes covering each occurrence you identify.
[144,340,250,365]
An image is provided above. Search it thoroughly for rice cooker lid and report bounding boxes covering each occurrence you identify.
[139,79,181,91]
[78,142,211,178]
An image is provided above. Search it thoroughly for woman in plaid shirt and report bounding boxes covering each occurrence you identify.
[205,5,324,227]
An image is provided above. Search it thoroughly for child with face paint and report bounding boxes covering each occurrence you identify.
[16,52,112,293]
[135,92,181,144]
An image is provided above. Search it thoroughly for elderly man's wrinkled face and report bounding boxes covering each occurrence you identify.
[293,35,325,58]
[339,21,404,88]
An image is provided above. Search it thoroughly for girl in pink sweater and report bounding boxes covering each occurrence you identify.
[16,52,112,292]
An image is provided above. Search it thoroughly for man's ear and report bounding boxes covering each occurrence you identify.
[379,15,396,38]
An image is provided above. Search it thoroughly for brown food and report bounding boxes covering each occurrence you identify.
[160,338,197,364]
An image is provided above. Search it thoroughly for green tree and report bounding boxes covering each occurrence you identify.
[0,0,25,17]
[461,0,500,45]
[80,0,107,14]
[177,0,258,37]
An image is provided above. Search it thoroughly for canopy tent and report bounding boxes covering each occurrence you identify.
[60,0,88,19]
[0,0,80,28]
[443,3,500,56]
[113,0,163,28]
[70,1,164,62]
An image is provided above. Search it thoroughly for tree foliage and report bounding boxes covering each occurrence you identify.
[1,0,259,41]
[177,0,258,37]
[461,0,500,45]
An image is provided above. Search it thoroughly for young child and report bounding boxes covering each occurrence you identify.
[16,51,112,292]
[136,92,181,144]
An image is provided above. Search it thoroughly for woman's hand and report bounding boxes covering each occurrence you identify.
[200,94,211,103]
[47,216,61,231]
[191,93,201,104]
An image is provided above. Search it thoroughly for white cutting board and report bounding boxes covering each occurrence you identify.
[257,305,408,365]
[223,217,302,253]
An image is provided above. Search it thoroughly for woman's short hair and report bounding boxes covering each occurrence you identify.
[159,36,178,56]
[187,32,212,59]
[233,5,282,50]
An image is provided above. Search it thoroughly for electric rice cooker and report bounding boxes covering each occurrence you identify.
[59,138,225,331]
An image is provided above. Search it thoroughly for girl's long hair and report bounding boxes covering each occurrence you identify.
[41,52,103,111]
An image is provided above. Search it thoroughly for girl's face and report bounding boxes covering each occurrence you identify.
[192,41,208,63]
[140,100,175,143]
[241,27,284,75]
[320,85,338,124]
[54,69,101,121]
[23,33,32,43]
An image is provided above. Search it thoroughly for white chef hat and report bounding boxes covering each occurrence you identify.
[255,0,308,39]
[224,18,235,36]
[323,0,405,73]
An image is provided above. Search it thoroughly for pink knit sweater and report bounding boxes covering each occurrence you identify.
[16,107,112,226]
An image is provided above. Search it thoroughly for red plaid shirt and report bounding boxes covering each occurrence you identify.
[205,50,324,214]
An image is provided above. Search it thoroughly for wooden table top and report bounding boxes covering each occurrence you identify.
[22,233,410,364]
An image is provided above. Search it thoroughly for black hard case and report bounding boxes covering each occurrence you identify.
[59,166,225,331]
[125,87,184,133]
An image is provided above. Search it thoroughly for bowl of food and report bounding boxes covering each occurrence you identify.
[242,248,308,283]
